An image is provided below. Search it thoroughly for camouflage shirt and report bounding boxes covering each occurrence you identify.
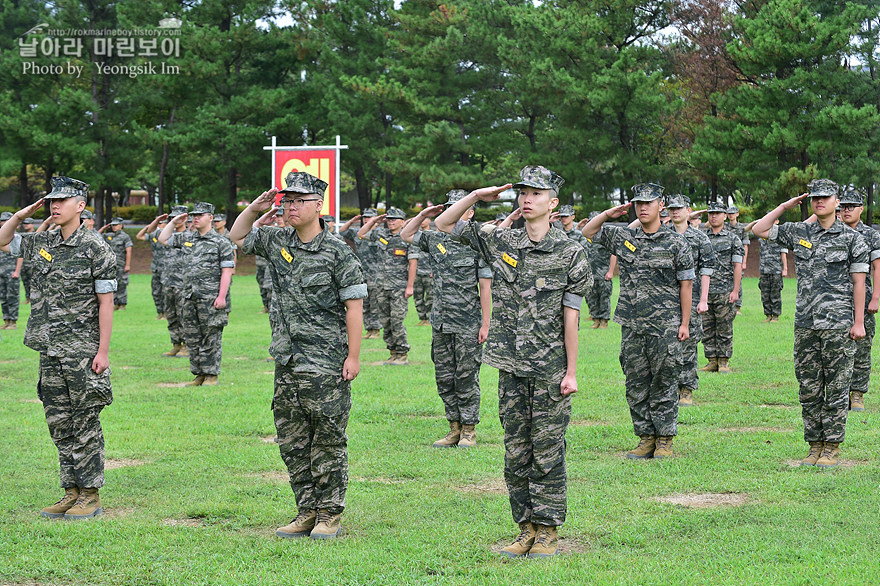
[160,230,189,288]
[452,221,592,381]
[0,248,17,274]
[757,238,788,275]
[415,230,434,276]
[597,225,695,334]
[851,221,880,314]
[679,226,716,306]
[104,230,133,269]
[167,229,236,302]
[148,228,167,273]
[368,227,419,290]
[559,226,590,252]
[9,224,117,356]
[340,227,381,281]
[414,230,492,334]
[242,225,367,375]
[704,227,745,295]
[585,227,613,278]
[770,219,870,329]
[728,222,750,248]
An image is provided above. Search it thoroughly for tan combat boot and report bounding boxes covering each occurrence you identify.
[275,509,316,538]
[800,441,824,467]
[177,344,189,357]
[770,315,779,322]
[387,353,408,366]
[310,509,342,539]
[654,436,674,458]
[626,435,656,459]
[5,320,16,330]
[678,387,694,407]
[162,343,182,357]
[261,305,269,314]
[700,358,718,372]
[64,487,102,519]
[187,375,206,386]
[417,319,430,326]
[155,313,166,320]
[850,391,865,412]
[527,525,559,558]
[717,358,731,373]
[816,442,840,468]
[363,329,379,340]
[40,487,80,519]
[499,522,537,558]
[202,375,219,386]
[598,319,609,329]
[433,421,461,448]
[382,352,397,365]
[0,320,7,330]
[762,315,772,323]
[458,424,476,448]
[590,318,600,329]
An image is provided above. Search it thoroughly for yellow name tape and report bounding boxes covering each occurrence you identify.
[798,239,812,249]
[379,237,389,245]
[281,247,293,263]
[437,243,447,254]
[39,248,52,262]
[152,237,158,243]
[184,242,193,247]
[502,252,518,268]
[394,248,407,256]
[624,240,636,252]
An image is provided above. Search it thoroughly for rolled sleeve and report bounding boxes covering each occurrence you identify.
[768,224,782,243]
[219,260,235,269]
[95,279,118,294]
[851,263,870,274]
[412,230,424,248]
[870,250,880,262]
[562,292,584,310]
[340,283,368,301]
[677,269,696,281]
[700,267,715,276]
[407,246,419,261]
[731,255,744,264]
[477,266,493,279]
[8,233,23,257]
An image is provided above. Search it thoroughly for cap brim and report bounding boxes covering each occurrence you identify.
[631,196,661,202]
[513,181,554,190]
[44,191,76,199]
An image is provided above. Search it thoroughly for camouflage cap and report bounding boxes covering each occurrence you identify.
[385,207,406,220]
[45,176,89,199]
[665,194,689,209]
[630,183,664,202]
[190,202,214,215]
[280,171,328,197]
[169,205,189,218]
[660,208,669,218]
[213,214,226,221]
[494,212,510,222]
[808,179,839,198]
[839,188,866,206]
[513,165,565,193]
[0,212,13,221]
[707,202,727,213]
[443,189,469,206]
[726,205,739,214]
[80,210,94,220]
[362,208,378,217]
[275,207,284,216]
[109,217,125,226]
[588,211,600,220]
[557,204,575,217]
[321,214,335,222]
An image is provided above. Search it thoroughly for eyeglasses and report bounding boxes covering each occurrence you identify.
[280,197,321,209]
[839,204,861,211]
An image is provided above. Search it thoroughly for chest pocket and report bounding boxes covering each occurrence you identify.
[301,271,335,308]
[653,250,675,269]
[712,239,731,258]
[793,241,814,262]
[492,258,518,284]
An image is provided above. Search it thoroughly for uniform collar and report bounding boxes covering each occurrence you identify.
[290,223,328,251]
[51,223,87,247]
[509,225,567,251]
[811,219,844,235]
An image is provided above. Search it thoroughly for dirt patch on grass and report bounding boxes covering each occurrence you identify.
[654,492,749,508]
[721,426,790,433]
[456,478,508,495]
[119,365,141,370]
[489,536,589,556]
[157,382,190,388]
[260,435,278,444]
[105,458,147,469]
[570,420,611,427]
[246,471,288,483]
[758,404,797,410]
[786,459,868,469]
[18,398,42,404]
[102,507,135,519]
[352,476,411,485]
[163,517,204,528]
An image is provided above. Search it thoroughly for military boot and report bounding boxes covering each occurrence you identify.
[310,509,342,539]
[5,320,16,330]
[816,442,840,468]
[433,421,461,448]
[417,319,430,326]
[654,436,674,458]
[598,319,609,329]
[626,435,656,459]
[458,424,476,448]
[770,315,779,322]
[177,344,189,358]
[850,391,865,412]
[187,375,206,386]
[761,315,772,323]
[0,320,8,329]
[162,343,182,357]
[382,352,397,365]
[275,509,316,538]
[40,487,80,519]
[678,387,694,407]
[387,353,408,366]
[202,375,219,386]
[499,522,537,558]
[527,525,559,558]
[155,313,166,320]
[800,441,824,467]
[363,329,380,340]
[590,318,600,329]
[64,487,102,519]
[717,358,731,373]
[700,358,718,372]
[261,305,269,314]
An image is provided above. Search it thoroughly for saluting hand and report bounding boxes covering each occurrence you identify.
[781,194,809,211]
[605,203,632,219]
[250,188,278,211]
[16,198,45,219]
[471,184,513,203]
[421,205,444,219]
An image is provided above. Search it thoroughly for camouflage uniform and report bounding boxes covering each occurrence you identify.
[598,220,695,438]
[757,237,787,317]
[9,214,117,489]
[243,217,366,516]
[675,220,715,393]
[20,218,38,302]
[103,222,133,307]
[451,211,592,527]
[0,226,20,321]
[147,228,166,314]
[727,216,749,309]
[585,227,614,320]
[255,254,273,309]
[415,229,492,425]
[848,220,880,398]
[341,221,382,331]
[412,235,434,322]
[167,219,235,377]
[369,223,418,355]
[702,219,744,360]
[769,217,869,443]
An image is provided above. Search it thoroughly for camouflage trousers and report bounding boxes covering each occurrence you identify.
[0,274,20,320]
[256,264,273,308]
[759,273,783,317]
[794,328,855,443]
[38,353,112,489]
[376,288,409,353]
[162,286,185,345]
[431,328,482,425]
[364,278,381,331]
[680,312,704,392]
[114,268,129,306]
[413,274,433,321]
[619,327,680,437]
[498,370,570,527]
[151,269,165,314]
[182,296,228,376]
[735,282,743,309]
[586,278,613,320]
[273,365,350,514]
[703,293,736,359]
[21,264,33,300]
[851,313,875,395]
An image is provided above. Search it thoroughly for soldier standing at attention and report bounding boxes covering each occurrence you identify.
[339,209,382,338]
[582,210,615,329]
[752,180,868,468]
[402,190,493,448]
[357,207,418,365]
[137,215,169,320]
[0,212,23,330]
[81,210,95,230]
[159,202,234,386]
[321,214,337,235]
[19,217,39,305]
[583,184,693,459]
[744,218,788,322]
[158,206,190,358]
[412,215,435,326]
[0,177,117,519]
[98,217,132,311]
[436,165,592,559]
[726,206,749,315]
[231,173,366,540]
[700,202,743,373]
[213,214,238,265]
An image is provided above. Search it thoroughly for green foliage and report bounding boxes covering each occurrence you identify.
[116,206,160,223]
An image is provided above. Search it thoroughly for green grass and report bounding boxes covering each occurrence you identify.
[1,276,878,585]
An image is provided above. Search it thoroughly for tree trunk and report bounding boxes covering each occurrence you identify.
[95,186,105,227]
[158,106,176,214]
[384,170,392,210]
[227,166,238,224]
[18,163,28,207]
[355,163,370,211]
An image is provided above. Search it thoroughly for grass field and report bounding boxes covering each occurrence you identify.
[1,275,878,585]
